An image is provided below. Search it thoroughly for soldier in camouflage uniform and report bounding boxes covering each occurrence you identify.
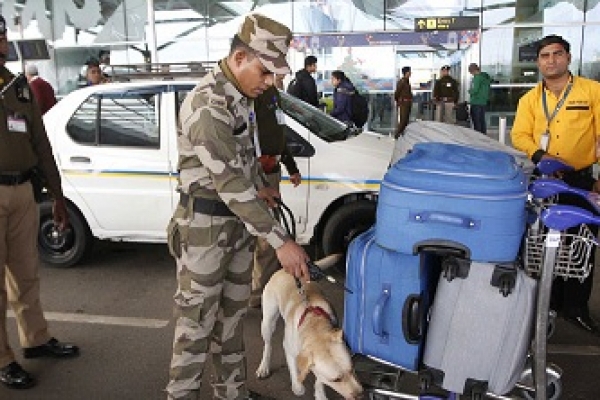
[0,14,79,390]
[166,13,310,400]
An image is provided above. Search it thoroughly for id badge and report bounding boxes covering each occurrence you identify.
[275,109,285,125]
[540,131,550,151]
[7,116,27,133]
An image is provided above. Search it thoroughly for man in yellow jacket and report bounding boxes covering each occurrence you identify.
[512,34,600,336]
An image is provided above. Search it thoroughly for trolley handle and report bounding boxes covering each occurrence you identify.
[529,178,600,214]
[536,159,574,176]
[540,205,600,231]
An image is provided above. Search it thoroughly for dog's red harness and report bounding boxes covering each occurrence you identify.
[298,306,332,328]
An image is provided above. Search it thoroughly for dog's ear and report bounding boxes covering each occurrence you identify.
[296,351,313,383]
[331,328,344,343]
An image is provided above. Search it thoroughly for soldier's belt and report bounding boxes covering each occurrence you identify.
[0,170,33,186]
[179,194,235,217]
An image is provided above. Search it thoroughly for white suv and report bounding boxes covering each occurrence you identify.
[41,81,393,267]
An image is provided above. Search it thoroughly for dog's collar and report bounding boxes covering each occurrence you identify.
[298,306,332,328]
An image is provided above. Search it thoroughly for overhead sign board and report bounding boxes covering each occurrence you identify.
[414,16,479,32]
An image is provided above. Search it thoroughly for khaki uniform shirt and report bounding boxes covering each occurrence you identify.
[176,60,289,249]
[0,67,63,198]
[394,77,413,104]
[511,76,600,170]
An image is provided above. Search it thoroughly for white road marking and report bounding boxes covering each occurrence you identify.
[8,310,170,329]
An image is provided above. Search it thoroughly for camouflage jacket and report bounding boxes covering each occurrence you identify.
[176,60,289,249]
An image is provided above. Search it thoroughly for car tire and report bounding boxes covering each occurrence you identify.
[38,201,92,268]
[321,200,376,257]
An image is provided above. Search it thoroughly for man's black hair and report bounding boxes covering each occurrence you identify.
[401,66,411,75]
[229,34,254,57]
[86,57,100,67]
[536,35,570,56]
[304,55,317,67]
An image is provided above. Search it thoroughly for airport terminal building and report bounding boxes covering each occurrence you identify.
[1,0,600,132]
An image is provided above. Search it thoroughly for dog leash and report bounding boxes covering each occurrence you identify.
[273,198,353,296]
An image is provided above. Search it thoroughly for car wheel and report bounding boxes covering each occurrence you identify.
[38,201,92,267]
[321,200,376,257]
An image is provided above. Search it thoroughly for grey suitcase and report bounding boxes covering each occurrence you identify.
[422,258,537,396]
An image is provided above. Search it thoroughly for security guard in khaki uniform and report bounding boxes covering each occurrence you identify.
[0,14,79,390]
[166,13,310,400]
[394,66,413,138]
[433,65,459,124]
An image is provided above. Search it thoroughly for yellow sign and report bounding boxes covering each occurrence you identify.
[414,16,479,31]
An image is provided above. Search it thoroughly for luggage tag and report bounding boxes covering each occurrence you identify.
[7,115,27,133]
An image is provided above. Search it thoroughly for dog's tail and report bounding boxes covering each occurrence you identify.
[313,253,343,271]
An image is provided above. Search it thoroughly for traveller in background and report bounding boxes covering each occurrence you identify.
[394,66,413,138]
[468,63,491,134]
[24,64,57,114]
[85,59,108,86]
[511,34,600,336]
[433,65,459,124]
[290,55,319,107]
[330,70,356,124]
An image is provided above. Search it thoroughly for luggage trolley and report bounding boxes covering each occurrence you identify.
[524,177,600,400]
[346,157,597,400]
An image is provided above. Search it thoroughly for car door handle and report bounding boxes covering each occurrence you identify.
[70,156,91,163]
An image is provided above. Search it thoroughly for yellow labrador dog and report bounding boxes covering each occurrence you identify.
[255,255,363,400]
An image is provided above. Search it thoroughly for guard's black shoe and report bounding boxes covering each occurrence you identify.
[246,390,274,400]
[563,313,600,336]
[0,362,35,389]
[23,337,80,359]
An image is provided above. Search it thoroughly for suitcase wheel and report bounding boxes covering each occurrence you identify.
[522,375,562,400]
[418,371,433,392]
[498,275,515,297]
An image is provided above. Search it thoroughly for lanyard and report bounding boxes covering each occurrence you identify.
[540,79,572,150]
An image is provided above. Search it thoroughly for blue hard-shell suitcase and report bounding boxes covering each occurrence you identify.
[344,228,437,371]
[376,143,527,262]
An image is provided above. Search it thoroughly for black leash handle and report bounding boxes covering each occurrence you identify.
[275,198,352,294]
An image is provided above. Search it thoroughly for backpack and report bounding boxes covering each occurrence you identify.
[351,92,369,128]
[455,102,470,122]
[287,78,300,97]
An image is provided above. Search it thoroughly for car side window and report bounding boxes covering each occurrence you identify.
[99,92,160,148]
[66,96,97,144]
[66,91,160,148]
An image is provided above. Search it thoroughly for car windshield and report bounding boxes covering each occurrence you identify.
[279,91,350,142]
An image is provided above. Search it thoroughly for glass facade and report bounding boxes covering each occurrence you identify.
[1,0,600,133]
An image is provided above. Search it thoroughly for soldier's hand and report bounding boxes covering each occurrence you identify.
[53,197,69,231]
[289,173,301,187]
[257,187,281,208]
[276,240,310,281]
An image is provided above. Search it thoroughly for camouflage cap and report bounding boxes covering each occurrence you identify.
[237,13,292,74]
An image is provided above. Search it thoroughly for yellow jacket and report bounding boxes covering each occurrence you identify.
[511,75,600,170]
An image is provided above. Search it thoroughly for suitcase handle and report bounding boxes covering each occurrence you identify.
[372,284,390,341]
[402,294,421,344]
[411,211,479,229]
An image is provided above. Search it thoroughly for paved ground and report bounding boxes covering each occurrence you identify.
[1,241,600,399]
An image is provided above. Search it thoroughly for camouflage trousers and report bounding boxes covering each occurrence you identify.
[166,206,255,400]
